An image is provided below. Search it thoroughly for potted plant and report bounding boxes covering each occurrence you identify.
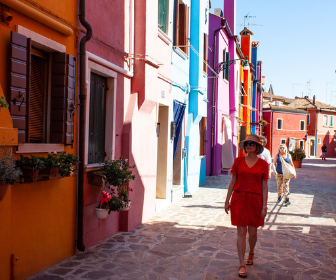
[59,152,79,177]
[39,153,60,180]
[95,190,111,219]
[16,154,43,183]
[0,95,9,110]
[118,186,132,211]
[0,149,22,201]
[289,147,306,168]
[87,170,106,186]
[102,157,135,187]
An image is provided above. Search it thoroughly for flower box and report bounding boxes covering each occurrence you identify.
[21,169,39,183]
[39,168,60,180]
[88,172,106,186]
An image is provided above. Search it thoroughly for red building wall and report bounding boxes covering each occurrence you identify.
[263,110,307,158]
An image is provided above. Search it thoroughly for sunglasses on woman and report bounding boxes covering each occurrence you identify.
[244,142,256,147]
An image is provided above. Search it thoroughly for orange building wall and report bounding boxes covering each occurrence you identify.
[0,1,78,279]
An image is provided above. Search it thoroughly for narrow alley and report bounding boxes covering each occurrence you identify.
[28,158,336,280]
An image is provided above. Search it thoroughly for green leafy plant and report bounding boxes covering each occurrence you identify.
[289,148,306,161]
[58,152,79,177]
[16,154,44,170]
[40,153,60,169]
[0,149,22,184]
[97,190,112,210]
[101,157,135,187]
[0,95,9,110]
[96,157,135,213]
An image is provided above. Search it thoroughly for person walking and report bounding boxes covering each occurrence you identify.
[258,135,272,178]
[224,134,269,278]
[275,144,296,206]
[321,144,327,160]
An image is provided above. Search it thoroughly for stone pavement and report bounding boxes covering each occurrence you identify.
[28,158,336,280]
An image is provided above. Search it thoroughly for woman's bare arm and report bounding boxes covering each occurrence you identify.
[224,174,237,214]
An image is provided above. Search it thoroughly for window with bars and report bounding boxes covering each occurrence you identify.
[174,2,189,55]
[88,73,107,164]
[9,31,76,145]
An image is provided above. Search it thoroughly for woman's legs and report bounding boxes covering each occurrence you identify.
[247,226,258,254]
[276,173,284,202]
[237,226,247,267]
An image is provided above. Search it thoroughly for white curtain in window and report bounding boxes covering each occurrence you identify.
[222,116,234,169]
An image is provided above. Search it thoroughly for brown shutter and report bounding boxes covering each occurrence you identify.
[178,4,185,53]
[50,53,76,145]
[174,0,179,46]
[10,31,30,143]
[203,34,208,73]
[185,5,189,56]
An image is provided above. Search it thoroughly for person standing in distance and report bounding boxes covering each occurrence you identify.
[225,134,269,278]
[258,136,272,179]
[321,144,327,160]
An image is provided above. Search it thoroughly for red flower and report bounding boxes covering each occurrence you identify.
[100,191,111,205]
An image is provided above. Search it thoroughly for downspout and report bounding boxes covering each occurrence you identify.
[211,24,226,176]
[77,0,92,252]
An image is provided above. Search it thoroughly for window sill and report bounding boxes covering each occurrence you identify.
[173,47,188,60]
[158,29,172,46]
[16,143,65,154]
[85,164,102,172]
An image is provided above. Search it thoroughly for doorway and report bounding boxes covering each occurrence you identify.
[310,139,315,157]
[156,105,169,199]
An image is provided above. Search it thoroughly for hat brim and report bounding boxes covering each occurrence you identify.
[239,140,264,155]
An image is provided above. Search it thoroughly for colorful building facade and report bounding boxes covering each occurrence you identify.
[0,1,78,279]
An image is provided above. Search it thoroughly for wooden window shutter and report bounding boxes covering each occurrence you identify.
[174,0,180,46]
[10,31,30,143]
[185,5,189,55]
[50,53,76,145]
[28,51,48,143]
[203,34,208,73]
[178,4,186,53]
[158,0,167,33]
[225,51,230,81]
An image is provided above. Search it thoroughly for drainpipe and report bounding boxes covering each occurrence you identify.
[315,110,318,157]
[270,111,273,156]
[77,0,92,252]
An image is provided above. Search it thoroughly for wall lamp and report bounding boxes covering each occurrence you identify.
[218,56,248,72]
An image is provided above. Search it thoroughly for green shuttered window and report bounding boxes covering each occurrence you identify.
[158,0,168,33]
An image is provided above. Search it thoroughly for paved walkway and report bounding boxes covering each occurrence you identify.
[28,158,336,280]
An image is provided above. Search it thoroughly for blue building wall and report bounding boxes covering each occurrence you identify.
[185,0,209,192]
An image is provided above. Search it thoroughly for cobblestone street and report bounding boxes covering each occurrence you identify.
[28,158,336,280]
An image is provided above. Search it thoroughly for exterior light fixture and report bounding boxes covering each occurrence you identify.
[243,59,249,71]
[218,56,248,72]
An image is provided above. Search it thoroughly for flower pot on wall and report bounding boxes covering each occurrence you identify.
[95,208,109,219]
[22,169,39,183]
[39,168,59,180]
[120,201,131,211]
[88,172,106,186]
[0,182,10,202]
[293,161,302,168]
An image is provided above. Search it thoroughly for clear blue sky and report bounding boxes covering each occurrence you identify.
[210,0,336,106]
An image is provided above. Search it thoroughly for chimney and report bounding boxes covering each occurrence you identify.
[313,95,315,104]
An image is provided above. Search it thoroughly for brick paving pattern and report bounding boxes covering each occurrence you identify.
[28,158,336,280]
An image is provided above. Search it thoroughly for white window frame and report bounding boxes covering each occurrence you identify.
[277,118,283,130]
[318,138,321,144]
[329,116,334,127]
[299,140,304,150]
[85,54,117,169]
[281,138,286,145]
[300,120,305,131]
[323,115,328,127]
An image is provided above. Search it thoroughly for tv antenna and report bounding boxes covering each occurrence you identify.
[243,13,263,28]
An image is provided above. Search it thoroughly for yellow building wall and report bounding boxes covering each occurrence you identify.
[0,1,78,279]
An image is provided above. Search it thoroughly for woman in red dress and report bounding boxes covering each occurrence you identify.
[224,134,269,278]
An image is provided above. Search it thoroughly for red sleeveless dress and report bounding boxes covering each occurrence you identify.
[230,156,268,227]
